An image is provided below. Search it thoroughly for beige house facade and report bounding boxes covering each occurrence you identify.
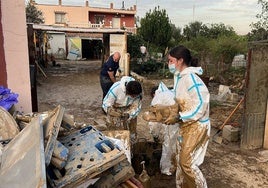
[31,0,136,63]
[33,0,137,33]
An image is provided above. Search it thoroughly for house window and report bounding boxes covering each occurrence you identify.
[94,15,105,24]
[55,12,66,23]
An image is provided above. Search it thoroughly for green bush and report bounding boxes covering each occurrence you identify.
[130,59,169,78]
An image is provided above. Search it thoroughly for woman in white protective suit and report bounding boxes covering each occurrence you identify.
[165,45,210,188]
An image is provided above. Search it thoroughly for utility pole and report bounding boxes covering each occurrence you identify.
[193,2,195,22]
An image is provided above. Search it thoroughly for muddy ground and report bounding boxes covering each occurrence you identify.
[37,60,268,188]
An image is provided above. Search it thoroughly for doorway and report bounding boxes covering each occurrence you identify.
[82,39,103,60]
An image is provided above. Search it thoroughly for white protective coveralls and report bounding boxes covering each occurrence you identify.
[149,82,179,176]
[173,67,210,188]
[102,76,142,138]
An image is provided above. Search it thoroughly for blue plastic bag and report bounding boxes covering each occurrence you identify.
[0,86,19,111]
[0,86,11,95]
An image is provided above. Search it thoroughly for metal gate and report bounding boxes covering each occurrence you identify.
[241,40,268,149]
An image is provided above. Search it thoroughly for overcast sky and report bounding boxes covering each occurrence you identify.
[33,0,262,35]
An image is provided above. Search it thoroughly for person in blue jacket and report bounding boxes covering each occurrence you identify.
[100,52,121,99]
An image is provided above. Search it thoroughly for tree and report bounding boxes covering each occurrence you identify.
[25,1,44,24]
[204,23,236,39]
[139,6,172,53]
[182,36,211,75]
[168,24,183,46]
[183,21,205,41]
[249,0,268,41]
[210,35,247,75]
[183,22,236,41]
[127,34,145,59]
[181,27,246,77]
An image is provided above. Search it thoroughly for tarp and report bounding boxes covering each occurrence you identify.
[0,86,19,111]
[67,38,81,60]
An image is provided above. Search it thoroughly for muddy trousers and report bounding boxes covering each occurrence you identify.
[100,75,113,99]
[176,122,210,188]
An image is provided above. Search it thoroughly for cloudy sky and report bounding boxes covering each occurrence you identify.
[33,0,262,35]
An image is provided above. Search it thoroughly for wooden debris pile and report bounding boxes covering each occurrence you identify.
[0,105,145,188]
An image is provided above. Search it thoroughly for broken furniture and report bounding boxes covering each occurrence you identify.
[0,105,136,188]
[47,125,127,188]
[0,116,47,188]
[0,106,20,142]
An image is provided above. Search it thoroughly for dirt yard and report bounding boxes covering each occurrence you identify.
[37,60,268,188]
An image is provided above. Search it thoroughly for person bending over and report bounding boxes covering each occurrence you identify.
[102,76,142,142]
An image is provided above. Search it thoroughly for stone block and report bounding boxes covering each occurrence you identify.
[222,125,240,142]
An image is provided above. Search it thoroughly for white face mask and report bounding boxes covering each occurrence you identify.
[168,63,176,74]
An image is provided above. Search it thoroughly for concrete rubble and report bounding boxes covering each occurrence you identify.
[0,105,145,188]
[215,84,239,102]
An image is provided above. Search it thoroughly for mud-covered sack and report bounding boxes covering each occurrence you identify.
[0,86,19,111]
[142,82,176,122]
[151,82,175,106]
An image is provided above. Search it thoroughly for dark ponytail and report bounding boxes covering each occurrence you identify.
[189,57,199,67]
[169,45,198,67]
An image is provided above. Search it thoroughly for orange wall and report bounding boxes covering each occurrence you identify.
[36,3,136,28]
[37,5,90,26]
